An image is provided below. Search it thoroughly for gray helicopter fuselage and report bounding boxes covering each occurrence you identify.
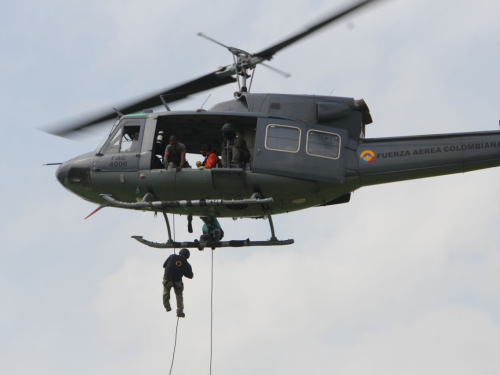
[55,93,500,218]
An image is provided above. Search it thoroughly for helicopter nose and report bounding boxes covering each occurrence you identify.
[56,161,73,186]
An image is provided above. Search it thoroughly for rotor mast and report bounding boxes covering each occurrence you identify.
[197,34,269,95]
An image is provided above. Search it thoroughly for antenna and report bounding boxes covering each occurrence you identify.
[113,107,124,117]
[200,94,211,109]
[160,95,171,111]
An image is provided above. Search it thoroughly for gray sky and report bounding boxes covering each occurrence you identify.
[2,0,500,374]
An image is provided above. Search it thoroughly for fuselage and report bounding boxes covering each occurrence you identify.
[55,93,500,218]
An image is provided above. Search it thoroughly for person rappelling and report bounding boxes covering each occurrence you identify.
[162,249,193,318]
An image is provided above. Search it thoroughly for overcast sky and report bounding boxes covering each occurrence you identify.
[2,0,500,374]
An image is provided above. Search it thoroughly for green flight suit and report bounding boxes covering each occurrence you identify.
[221,132,249,167]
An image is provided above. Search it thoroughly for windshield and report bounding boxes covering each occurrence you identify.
[95,118,121,153]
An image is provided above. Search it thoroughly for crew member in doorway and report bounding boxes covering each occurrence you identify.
[162,248,193,318]
[164,135,191,170]
[196,143,222,170]
[221,123,250,168]
[200,217,224,242]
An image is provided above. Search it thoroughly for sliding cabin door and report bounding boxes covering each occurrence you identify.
[252,118,348,184]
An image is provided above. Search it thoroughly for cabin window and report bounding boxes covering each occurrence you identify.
[103,125,141,154]
[306,130,341,159]
[265,124,301,153]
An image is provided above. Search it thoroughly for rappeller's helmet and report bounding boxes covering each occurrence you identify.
[221,123,235,139]
[179,248,190,259]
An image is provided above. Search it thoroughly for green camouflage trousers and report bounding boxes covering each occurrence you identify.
[162,278,184,312]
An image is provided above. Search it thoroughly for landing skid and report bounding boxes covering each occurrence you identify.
[132,236,294,249]
[128,194,294,249]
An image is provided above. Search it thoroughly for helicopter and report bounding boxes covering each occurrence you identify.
[46,0,500,250]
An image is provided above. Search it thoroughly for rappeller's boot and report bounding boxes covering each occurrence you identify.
[177,310,185,318]
[193,239,203,251]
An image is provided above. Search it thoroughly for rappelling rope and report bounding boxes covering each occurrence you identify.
[172,169,178,254]
[168,169,180,375]
[210,249,214,375]
[168,317,180,375]
[168,169,215,375]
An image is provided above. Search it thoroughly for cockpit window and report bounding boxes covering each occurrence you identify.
[102,125,141,154]
[120,126,141,153]
[103,129,122,154]
[96,118,122,153]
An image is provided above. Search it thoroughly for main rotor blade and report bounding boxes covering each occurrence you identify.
[43,71,236,138]
[254,0,384,60]
[197,32,231,50]
[260,63,291,78]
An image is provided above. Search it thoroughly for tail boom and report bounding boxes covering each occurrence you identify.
[356,131,500,186]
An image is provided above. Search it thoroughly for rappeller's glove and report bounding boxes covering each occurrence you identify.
[196,161,202,167]
[198,166,205,170]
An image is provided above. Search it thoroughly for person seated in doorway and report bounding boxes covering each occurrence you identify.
[164,135,191,170]
[199,217,223,242]
[196,143,222,170]
[220,123,250,168]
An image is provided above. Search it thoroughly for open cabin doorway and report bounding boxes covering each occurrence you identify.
[150,113,257,171]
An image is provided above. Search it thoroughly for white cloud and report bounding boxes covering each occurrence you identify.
[333,305,500,375]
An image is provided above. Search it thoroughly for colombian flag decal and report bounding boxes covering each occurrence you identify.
[360,150,375,164]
